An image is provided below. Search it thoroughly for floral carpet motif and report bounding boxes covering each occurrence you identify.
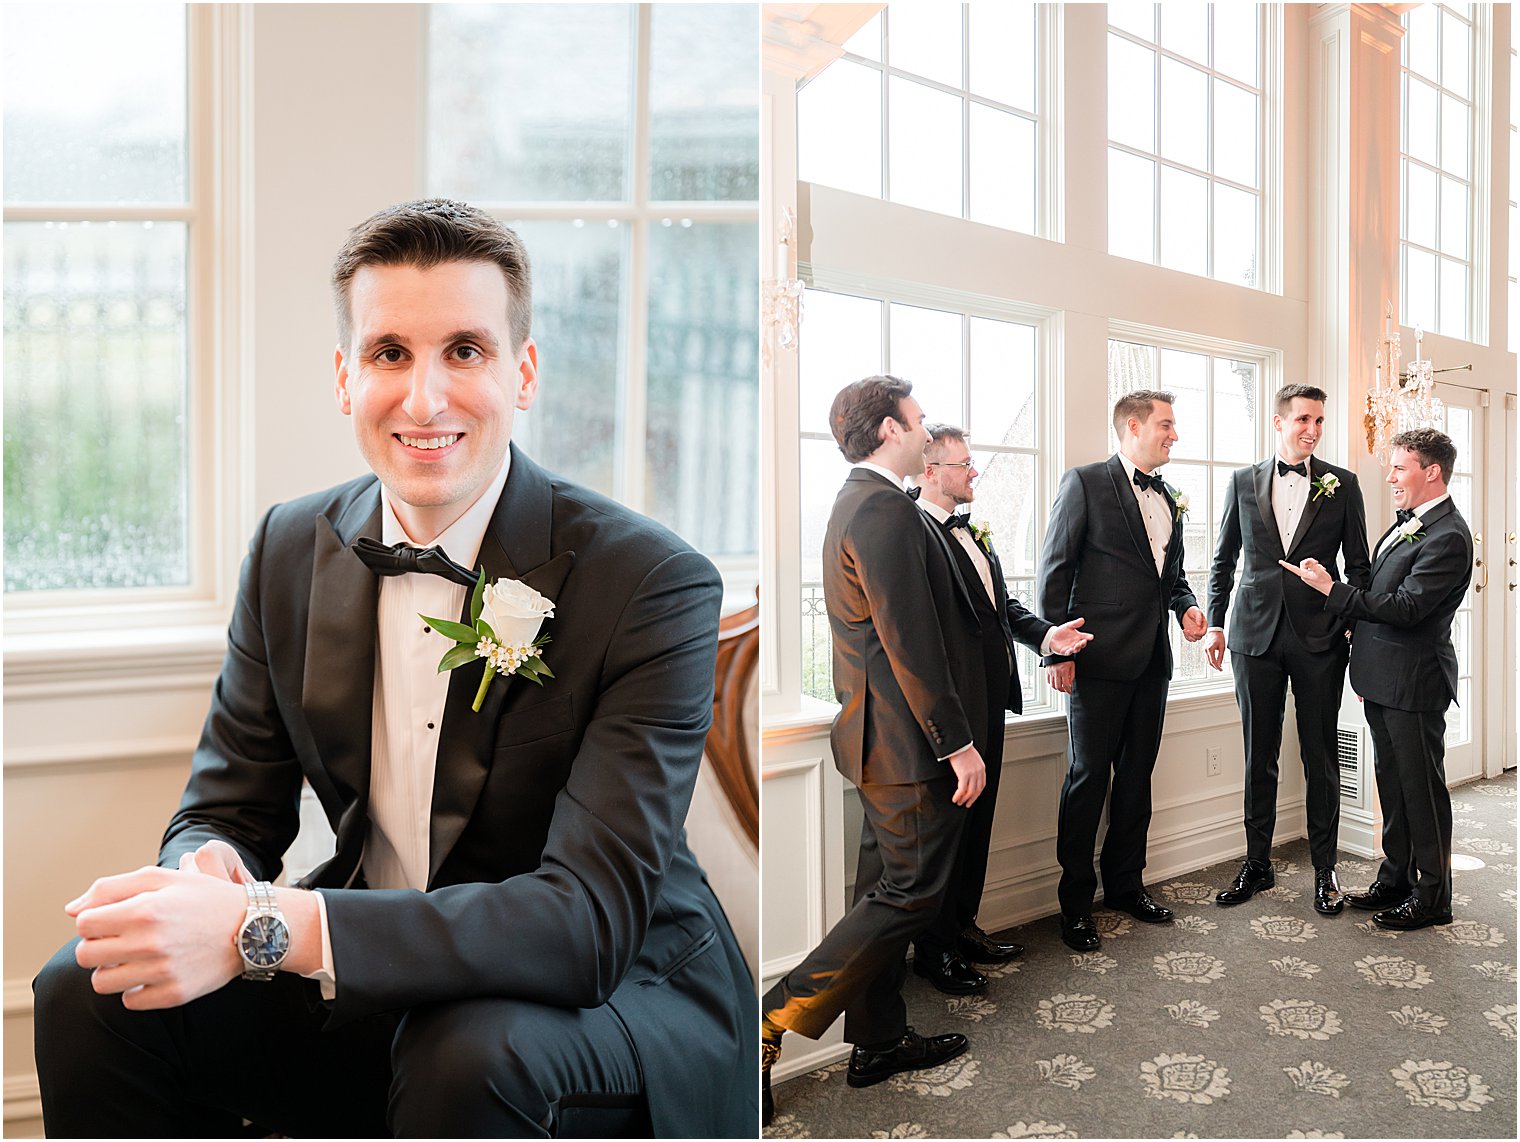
[766,772,1517,1138]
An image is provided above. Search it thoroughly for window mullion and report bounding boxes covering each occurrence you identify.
[620,3,654,515]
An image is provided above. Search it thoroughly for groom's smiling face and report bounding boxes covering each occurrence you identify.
[335,259,539,541]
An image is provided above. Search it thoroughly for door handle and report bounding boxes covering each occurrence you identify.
[1509,532,1517,593]
[1474,533,1488,593]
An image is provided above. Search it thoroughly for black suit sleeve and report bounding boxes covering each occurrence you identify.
[1006,594,1054,653]
[1037,467,1086,665]
[1324,527,1467,626]
[1206,473,1243,629]
[1339,475,1372,591]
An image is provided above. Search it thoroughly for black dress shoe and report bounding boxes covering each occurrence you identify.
[1346,882,1409,911]
[1060,913,1100,951]
[847,1027,968,1088]
[1373,898,1453,930]
[1105,890,1174,923]
[956,925,1024,964]
[1313,867,1344,915]
[1215,859,1274,905]
[912,949,988,995]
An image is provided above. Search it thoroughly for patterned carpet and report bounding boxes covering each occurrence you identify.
[766,772,1517,1140]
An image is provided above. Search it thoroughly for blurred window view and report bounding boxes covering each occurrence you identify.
[3,3,191,593]
[428,3,760,562]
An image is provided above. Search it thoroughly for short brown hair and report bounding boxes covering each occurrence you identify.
[830,375,914,463]
[1276,383,1328,414]
[923,422,967,464]
[1391,427,1457,484]
[331,198,533,352]
[1111,389,1175,439]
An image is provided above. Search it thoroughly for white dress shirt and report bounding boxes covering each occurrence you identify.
[1117,454,1172,574]
[1271,453,1313,554]
[1376,492,1450,558]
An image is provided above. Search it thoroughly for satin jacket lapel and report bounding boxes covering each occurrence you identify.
[926,512,979,618]
[428,447,575,885]
[303,484,383,886]
[1253,460,1284,559]
[1107,456,1158,576]
[1371,497,1456,582]
[1370,522,1402,579]
[1159,479,1186,579]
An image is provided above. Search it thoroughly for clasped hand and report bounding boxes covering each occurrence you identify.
[68,840,252,1010]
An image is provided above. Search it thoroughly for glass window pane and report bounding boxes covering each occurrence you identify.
[969,105,1035,234]
[645,222,757,557]
[970,451,1039,578]
[799,437,852,609]
[844,11,882,61]
[1406,160,1438,248]
[888,2,963,88]
[1108,339,1158,430]
[1405,5,1439,80]
[1212,182,1258,288]
[1212,358,1257,463]
[1404,244,1438,332]
[1158,0,1208,63]
[1439,174,1468,258]
[1406,76,1439,166]
[1160,165,1208,276]
[4,220,188,591]
[1212,1,1258,86]
[1108,34,1156,151]
[1159,58,1208,170]
[1441,93,1470,179]
[1212,80,1258,187]
[1108,3,1156,42]
[888,303,963,425]
[1439,256,1467,337]
[428,6,630,201]
[648,4,758,202]
[798,58,883,198]
[1110,148,1156,264]
[969,1,1035,110]
[798,290,884,434]
[1159,348,1208,460]
[1441,10,1471,98]
[3,3,186,203]
[969,317,1036,448]
[888,76,963,218]
[508,219,624,495]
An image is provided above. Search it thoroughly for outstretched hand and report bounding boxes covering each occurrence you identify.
[1047,617,1093,656]
[1280,558,1333,596]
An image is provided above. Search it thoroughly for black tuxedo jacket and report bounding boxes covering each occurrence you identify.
[1325,497,1473,713]
[158,446,754,1138]
[1038,455,1198,680]
[1207,457,1371,654]
[825,469,985,786]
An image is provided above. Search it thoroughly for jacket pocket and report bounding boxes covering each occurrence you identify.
[493,693,576,749]
[641,928,718,987]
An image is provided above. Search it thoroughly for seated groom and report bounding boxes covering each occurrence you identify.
[33,199,755,1139]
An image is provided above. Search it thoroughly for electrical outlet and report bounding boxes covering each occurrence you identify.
[1206,746,1222,777]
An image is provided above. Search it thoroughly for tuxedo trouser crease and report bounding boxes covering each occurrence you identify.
[763,774,965,1045]
[1364,700,1454,912]
[1234,620,1349,868]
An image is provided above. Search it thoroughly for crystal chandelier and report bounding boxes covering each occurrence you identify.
[1364,302,1448,463]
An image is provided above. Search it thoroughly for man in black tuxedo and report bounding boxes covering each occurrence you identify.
[33,199,754,1138]
[1283,428,1473,931]
[1038,390,1206,952]
[909,424,1091,992]
[761,377,990,1125]
[1204,384,1371,914]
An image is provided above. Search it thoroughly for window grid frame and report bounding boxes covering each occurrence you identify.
[1106,7,1267,288]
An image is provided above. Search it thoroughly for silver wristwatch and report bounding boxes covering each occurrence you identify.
[234,881,291,981]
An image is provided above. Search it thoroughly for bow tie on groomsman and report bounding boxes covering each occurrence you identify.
[1132,470,1167,495]
[1277,460,1308,477]
[352,537,479,588]
[1395,508,1416,525]
[943,514,972,532]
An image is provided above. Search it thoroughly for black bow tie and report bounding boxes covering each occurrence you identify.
[1395,508,1416,525]
[1277,460,1307,478]
[1133,470,1166,495]
[907,485,922,501]
[944,514,972,532]
[352,537,478,588]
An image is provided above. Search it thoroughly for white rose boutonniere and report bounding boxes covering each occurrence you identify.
[1170,489,1190,524]
[1396,516,1425,545]
[1311,473,1340,502]
[422,569,555,711]
[970,520,993,550]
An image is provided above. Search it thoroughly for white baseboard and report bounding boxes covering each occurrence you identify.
[772,1026,851,1084]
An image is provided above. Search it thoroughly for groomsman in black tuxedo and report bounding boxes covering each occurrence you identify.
[1038,391,1206,952]
[762,378,990,1125]
[909,424,1092,993]
[1283,428,1473,931]
[1204,384,1370,914]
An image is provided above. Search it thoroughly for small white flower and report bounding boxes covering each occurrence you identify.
[1397,516,1424,542]
[1170,490,1190,522]
[1312,473,1340,501]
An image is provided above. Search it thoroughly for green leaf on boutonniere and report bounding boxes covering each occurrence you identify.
[421,567,557,712]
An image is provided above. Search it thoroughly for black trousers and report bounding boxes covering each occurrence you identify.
[1234,621,1349,868]
[763,774,965,1046]
[33,941,649,1139]
[1364,700,1453,912]
[1056,631,1169,916]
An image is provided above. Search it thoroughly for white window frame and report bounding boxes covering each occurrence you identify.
[3,5,249,646]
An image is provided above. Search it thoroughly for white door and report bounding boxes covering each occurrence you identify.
[1431,383,1483,783]
[1504,395,1516,775]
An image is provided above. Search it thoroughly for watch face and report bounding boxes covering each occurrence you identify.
[239,915,290,968]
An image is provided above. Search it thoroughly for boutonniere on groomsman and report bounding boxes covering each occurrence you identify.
[1283,428,1472,932]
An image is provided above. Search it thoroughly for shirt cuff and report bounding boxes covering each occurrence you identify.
[1038,628,1055,656]
[1207,626,1224,634]
[302,890,337,1001]
[939,740,974,763]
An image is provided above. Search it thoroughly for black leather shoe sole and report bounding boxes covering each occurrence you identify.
[847,1037,968,1088]
[1105,899,1173,923]
[1215,873,1274,905]
[1373,907,1453,930]
[956,937,1023,964]
[911,963,987,995]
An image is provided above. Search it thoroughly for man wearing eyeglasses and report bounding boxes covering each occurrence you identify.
[909,424,1091,993]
